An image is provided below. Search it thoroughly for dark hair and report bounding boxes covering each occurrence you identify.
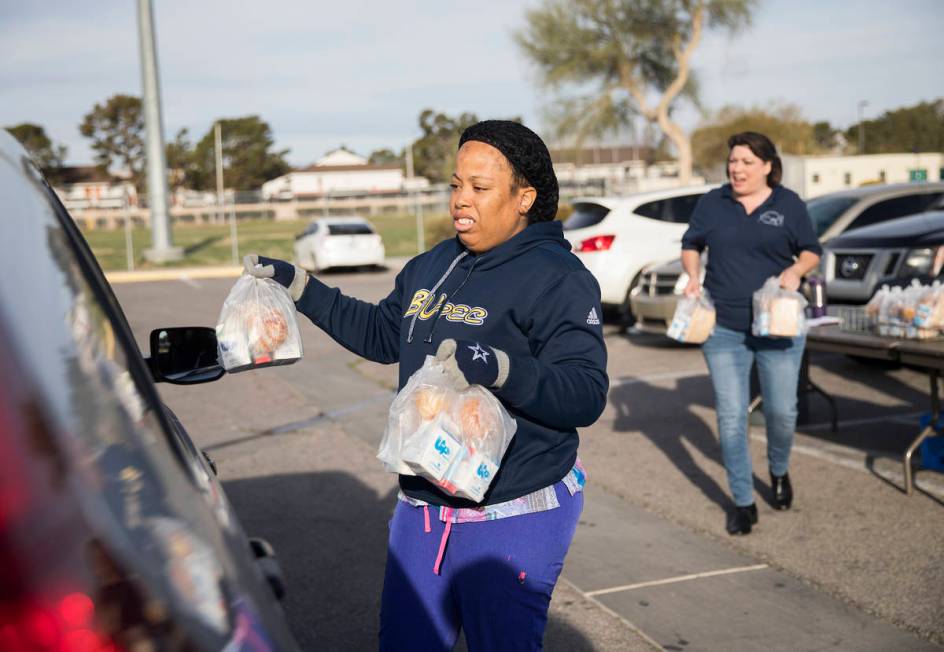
[458,120,559,223]
[726,131,782,187]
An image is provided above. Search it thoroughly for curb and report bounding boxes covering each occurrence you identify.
[105,266,243,284]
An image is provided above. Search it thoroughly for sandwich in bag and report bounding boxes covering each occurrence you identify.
[215,274,303,372]
[378,355,517,502]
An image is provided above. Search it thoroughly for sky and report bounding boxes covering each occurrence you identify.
[1,0,941,168]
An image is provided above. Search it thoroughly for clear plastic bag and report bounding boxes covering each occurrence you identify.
[667,290,716,343]
[378,355,518,502]
[915,281,944,329]
[215,275,303,373]
[752,276,808,338]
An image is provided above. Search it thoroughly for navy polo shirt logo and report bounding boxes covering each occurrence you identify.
[758,210,784,227]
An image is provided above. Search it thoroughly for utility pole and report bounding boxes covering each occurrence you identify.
[138,0,181,262]
[857,100,869,155]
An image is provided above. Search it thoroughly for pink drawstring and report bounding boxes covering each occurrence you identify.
[423,505,431,533]
[433,520,452,575]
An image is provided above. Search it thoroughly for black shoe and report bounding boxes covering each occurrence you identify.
[771,472,793,510]
[726,504,758,535]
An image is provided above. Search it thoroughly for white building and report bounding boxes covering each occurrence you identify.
[782,152,944,199]
[262,147,424,200]
[53,166,137,211]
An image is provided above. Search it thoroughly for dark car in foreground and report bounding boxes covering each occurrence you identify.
[630,184,944,331]
[0,133,298,650]
[822,210,944,302]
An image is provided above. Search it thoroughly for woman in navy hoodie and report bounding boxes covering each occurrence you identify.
[246,120,608,651]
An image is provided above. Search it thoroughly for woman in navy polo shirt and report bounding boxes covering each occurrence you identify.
[680,132,822,536]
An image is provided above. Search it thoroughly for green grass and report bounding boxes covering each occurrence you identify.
[82,213,453,271]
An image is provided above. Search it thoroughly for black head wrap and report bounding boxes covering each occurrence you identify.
[458,120,559,223]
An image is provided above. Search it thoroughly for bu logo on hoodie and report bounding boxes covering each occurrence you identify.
[403,288,489,326]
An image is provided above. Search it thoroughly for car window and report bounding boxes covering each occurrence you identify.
[806,195,858,237]
[562,202,610,230]
[304,222,320,235]
[634,198,667,221]
[36,181,201,480]
[848,193,943,230]
[327,223,374,235]
[665,194,703,223]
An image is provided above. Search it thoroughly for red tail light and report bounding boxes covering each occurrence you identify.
[0,592,119,651]
[577,235,615,252]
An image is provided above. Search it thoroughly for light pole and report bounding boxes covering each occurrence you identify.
[138,0,181,262]
[857,100,869,155]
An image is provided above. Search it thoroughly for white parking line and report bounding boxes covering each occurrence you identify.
[583,564,769,597]
[611,369,705,387]
[557,577,664,650]
[750,424,944,499]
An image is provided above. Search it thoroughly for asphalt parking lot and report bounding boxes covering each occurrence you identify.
[114,264,944,651]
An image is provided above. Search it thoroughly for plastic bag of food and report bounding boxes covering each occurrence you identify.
[752,276,808,338]
[915,281,944,329]
[864,285,888,320]
[379,355,517,502]
[215,274,303,373]
[667,290,716,343]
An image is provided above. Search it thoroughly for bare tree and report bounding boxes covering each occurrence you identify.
[516,0,755,184]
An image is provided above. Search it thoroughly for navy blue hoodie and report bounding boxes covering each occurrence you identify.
[294,220,609,507]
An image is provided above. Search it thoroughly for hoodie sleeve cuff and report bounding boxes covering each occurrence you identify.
[492,347,511,389]
[493,353,538,406]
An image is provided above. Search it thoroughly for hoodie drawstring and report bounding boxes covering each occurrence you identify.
[424,257,478,344]
[407,251,468,344]
[423,505,431,533]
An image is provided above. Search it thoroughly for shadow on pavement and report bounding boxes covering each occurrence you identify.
[223,471,598,651]
[183,235,224,255]
[608,373,740,512]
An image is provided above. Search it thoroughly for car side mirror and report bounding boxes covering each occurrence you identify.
[148,326,225,384]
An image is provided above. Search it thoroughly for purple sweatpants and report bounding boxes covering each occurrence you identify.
[379,482,583,651]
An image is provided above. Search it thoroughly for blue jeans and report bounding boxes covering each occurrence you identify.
[702,325,806,507]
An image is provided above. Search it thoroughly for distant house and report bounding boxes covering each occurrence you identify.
[53,166,136,210]
[550,144,702,194]
[782,152,944,198]
[262,147,425,200]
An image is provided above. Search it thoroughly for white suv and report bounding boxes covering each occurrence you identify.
[563,185,717,321]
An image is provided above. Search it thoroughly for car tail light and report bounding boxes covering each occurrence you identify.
[577,235,615,252]
[0,593,120,651]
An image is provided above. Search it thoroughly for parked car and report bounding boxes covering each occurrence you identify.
[631,183,944,331]
[0,132,299,650]
[822,210,944,302]
[293,216,385,273]
[562,185,717,321]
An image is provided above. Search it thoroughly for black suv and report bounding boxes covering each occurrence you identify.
[0,133,298,649]
[823,210,944,302]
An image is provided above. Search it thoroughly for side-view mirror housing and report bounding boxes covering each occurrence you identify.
[147,326,225,385]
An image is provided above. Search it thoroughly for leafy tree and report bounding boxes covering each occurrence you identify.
[5,123,67,180]
[79,94,145,188]
[844,99,944,154]
[812,121,840,151]
[516,0,756,184]
[691,103,818,177]
[190,116,289,190]
[368,148,403,165]
[165,127,195,191]
[410,109,480,183]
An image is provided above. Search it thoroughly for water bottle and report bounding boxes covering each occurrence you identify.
[808,276,827,318]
